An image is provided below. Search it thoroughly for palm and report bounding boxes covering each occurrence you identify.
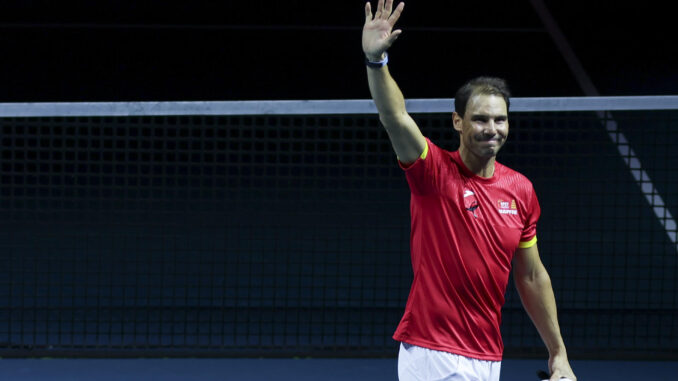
[362,0,404,59]
[363,20,393,55]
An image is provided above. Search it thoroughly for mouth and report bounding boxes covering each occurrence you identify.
[475,137,505,153]
[481,138,502,145]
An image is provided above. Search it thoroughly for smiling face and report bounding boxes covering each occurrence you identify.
[453,94,509,160]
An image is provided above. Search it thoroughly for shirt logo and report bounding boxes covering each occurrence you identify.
[463,188,480,218]
[466,202,480,218]
[497,199,518,215]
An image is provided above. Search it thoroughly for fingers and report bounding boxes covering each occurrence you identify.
[365,0,404,27]
[364,2,372,24]
[548,368,561,381]
[372,0,402,21]
[388,2,404,25]
[549,373,575,381]
[374,0,384,19]
[384,0,393,17]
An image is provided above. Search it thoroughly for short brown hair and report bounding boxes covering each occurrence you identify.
[454,77,511,117]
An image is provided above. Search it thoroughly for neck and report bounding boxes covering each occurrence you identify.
[459,146,496,178]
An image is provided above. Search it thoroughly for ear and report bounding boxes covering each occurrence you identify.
[452,112,463,133]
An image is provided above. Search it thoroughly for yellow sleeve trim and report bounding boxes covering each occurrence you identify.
[419,140,429,160]
[396,141,429,163]
[518,236,537,249]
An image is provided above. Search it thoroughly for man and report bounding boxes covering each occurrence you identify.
[361,1,577,380]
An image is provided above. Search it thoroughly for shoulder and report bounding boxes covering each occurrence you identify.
[425,138,449,156]
[427,139,459,163]
[495,162,541,219]
[495,162,535,194]
[419,138,458,169]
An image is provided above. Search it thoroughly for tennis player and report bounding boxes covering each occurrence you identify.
[362,1,577,380]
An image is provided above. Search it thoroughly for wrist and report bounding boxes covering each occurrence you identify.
[365,52,388,68]
[365,52,386,62]
[548,346,568,358]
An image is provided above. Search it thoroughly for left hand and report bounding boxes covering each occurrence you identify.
[549,353,576,381]
[362,0,404,61]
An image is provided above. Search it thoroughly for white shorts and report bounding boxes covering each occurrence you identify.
[398,342,501,381]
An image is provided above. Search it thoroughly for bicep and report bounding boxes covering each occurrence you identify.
[381,113,427,165]
[513,243,544,281]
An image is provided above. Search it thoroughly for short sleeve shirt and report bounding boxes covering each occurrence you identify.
[392,138,540,361]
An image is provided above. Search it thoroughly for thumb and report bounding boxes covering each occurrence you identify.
[386,29,402,46]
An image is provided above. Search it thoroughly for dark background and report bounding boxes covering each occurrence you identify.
[1,0,677,360]
[0,0,675,103]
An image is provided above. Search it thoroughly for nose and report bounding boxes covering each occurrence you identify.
[484,120,497,135]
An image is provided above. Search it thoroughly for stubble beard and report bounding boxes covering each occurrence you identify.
[472,135,506,158]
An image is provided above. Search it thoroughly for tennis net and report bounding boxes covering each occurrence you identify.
[1,96,677,359]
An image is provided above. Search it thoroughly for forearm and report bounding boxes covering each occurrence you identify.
[515,269,567,356]
[513,246,576,380]
[366,65,408,125]
[362,0,424,164]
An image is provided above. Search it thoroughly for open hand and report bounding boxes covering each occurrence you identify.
[362,0,405,61]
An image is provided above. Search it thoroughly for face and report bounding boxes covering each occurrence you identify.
[453,94,509,159]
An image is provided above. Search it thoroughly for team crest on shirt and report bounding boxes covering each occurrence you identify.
[497,199,518,215]
[463,189,480,218]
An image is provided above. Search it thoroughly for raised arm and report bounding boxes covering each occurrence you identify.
[513,244,577,381]
[363,0,426,165]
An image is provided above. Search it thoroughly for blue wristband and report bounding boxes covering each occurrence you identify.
[365,52,388,68]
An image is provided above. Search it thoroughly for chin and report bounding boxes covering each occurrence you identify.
[486,146,505,157]
[472,149,497,158]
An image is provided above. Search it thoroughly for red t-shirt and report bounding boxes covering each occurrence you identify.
[392,138,540,361]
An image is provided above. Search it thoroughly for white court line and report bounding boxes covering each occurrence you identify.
[530,0,678,252]
[604,113,678,245]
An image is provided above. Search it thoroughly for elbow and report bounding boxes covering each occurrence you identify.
[532,269,553,290]
[516,266,551,289]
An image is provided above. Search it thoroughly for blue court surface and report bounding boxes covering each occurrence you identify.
[1,358,676,380]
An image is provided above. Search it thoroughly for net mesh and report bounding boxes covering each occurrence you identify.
[1,107,677,358]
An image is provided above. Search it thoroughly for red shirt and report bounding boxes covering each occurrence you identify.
[393,138,540,361]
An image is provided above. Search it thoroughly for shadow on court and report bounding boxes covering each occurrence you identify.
[1,358,677,380]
